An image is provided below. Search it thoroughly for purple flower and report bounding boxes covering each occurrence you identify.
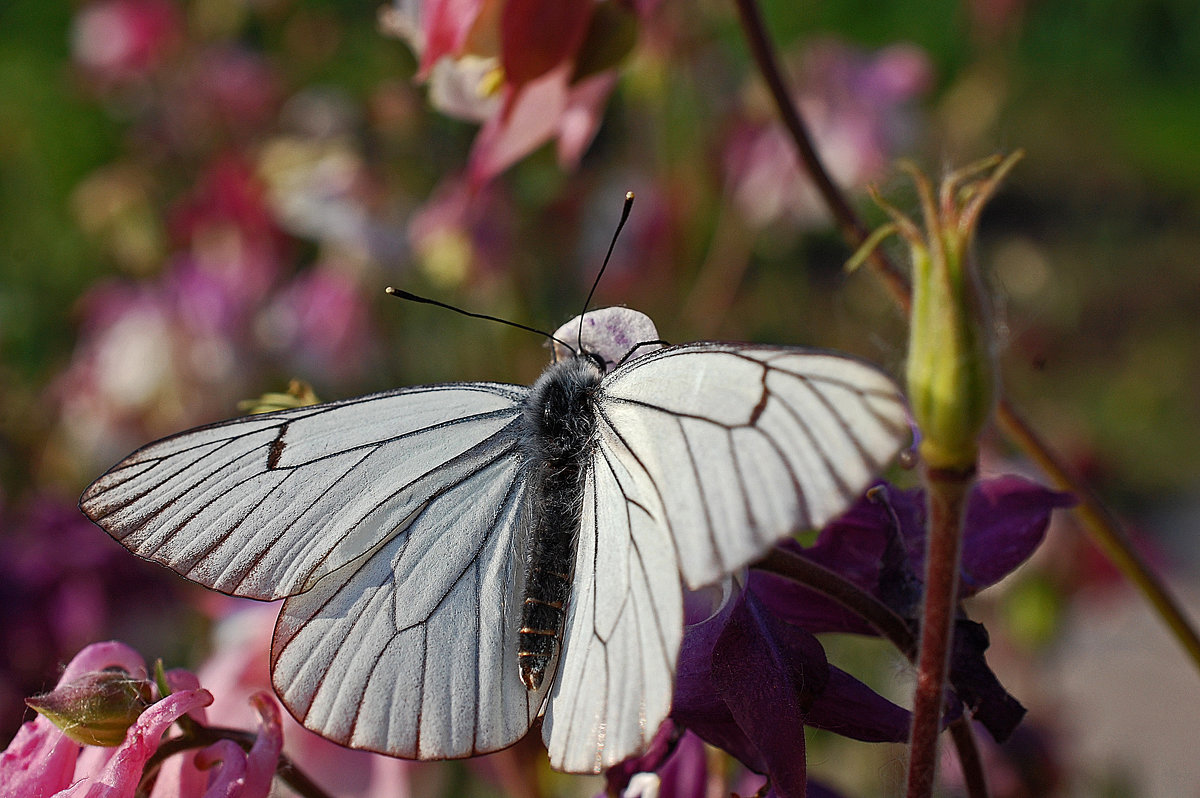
[649,476,1072,798]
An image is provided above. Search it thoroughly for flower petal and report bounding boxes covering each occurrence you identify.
[674,590,825,798]
[499,0,592,92]
[958,476,1075,596]
[64,689,213,798]
[419,0,485,77]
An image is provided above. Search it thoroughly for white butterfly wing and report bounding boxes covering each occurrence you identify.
[595,343,910,590]
[80,385,525,599]
[544,436,681,773]
[542,342,906,772]
[270,450,550,758]
[81,383,552,758]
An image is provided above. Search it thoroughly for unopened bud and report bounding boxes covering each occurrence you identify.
[26,669,154,746]
[854,153,1022,472]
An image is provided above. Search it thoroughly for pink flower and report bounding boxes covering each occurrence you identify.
[1,642,286,798]
[384,0,646,184]
[196,605,414,798]
[71,0,182,84]
[724,38,932,229]
[258,264,375,383]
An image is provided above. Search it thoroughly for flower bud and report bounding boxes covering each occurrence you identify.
[854,153,1022,472]
[26,669,154,747]
[906,229,995,472]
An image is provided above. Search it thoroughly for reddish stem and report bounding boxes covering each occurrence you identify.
[905,468,973,797]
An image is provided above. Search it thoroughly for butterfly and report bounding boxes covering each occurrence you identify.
[79,305,909,774]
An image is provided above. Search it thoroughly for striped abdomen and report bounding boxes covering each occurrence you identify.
[517,355,603,691]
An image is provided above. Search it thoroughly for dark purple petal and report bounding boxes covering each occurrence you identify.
[674,589,826,798]
[949,620,1026,743]
[957,477,1075,596]
[656,732,708,798]
[749,482,923,635]
[751,477,1072,633]
[804,666,911,743]
[673,590,767,773]
[711,593,819,798]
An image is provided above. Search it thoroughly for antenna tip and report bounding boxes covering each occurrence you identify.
[384,286,404,298]
[625,191,635,201]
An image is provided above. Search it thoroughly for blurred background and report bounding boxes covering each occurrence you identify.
[2,0,1199,795]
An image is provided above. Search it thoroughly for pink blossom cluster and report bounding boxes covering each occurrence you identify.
[0,642,280,798]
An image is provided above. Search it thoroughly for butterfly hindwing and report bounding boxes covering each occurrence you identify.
[270,447,550,760]
[543,432,681,772]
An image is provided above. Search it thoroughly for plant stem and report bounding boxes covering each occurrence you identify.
[147,724,332,798]
[995,403,1200,668]
[755,548,990,798]
[947,719,989,798]
[727,0,1200,680]
[757,547,915,656]
[905,468,972,798]
[730,0,911,305]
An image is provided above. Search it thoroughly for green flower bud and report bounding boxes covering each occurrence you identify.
[853,152,1022,472]
[907,231,994,471]
[26,669,154,747]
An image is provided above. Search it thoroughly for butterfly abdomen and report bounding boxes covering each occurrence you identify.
[517,354,605,691]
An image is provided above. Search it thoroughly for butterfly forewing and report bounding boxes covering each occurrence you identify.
[595,343,910,590]
[80,384,527,600]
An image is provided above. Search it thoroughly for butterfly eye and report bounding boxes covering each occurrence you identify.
[582,351,607,373]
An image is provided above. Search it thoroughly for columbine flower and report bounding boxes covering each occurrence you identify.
[382,0,650,184]
[637,476,1072,798]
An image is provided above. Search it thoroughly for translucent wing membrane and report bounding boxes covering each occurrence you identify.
[80,384,527,600]
[597,343,909,590]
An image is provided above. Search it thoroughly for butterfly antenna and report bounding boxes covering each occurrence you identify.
[577,191,635,351]
[386,288,575,354]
